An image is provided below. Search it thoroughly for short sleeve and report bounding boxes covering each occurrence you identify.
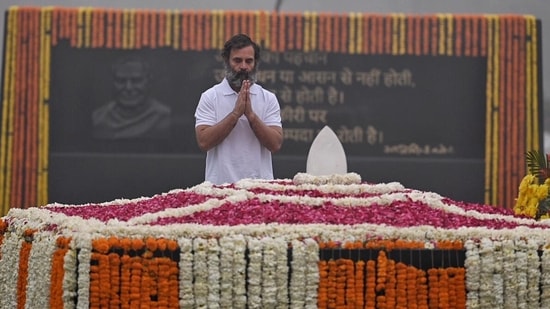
[194,91,218,127]
[263,92,282,127]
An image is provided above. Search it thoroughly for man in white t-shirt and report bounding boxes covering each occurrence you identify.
[194,34,283,184]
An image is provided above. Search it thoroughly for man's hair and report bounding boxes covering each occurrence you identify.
[221,34,261,63]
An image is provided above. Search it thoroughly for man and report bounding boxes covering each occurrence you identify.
[194,34,283,184]
[92,55,171,139]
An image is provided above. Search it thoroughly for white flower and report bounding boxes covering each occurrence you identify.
[193,237,209,307]
[25,231,57,309]
[289,239,306,307]
[303,238,319,309]
[541,246,550,308]
[292,172,362,185]
[515,239,529,308]
[478,238,502,307]
[502,239,519,308]
[260,237,278,309]
[0,232,23,309]
[206,238,221,308]
[491,239,504,308]
[464,239,480,308]
[273,237,289,308]
[74,236,90,309]
[178,238,194,308]
[526,239,541,308]
[247,237,263,309]
[218,236,235,307]
[232,235,247,308]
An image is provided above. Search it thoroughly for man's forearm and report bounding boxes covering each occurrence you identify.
[195,112,240,151]
[247,113,283,153]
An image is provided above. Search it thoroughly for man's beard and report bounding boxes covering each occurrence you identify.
[226,67,257,90]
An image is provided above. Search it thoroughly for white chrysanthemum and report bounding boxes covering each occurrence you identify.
[273,237,289,308]
[464,239,480,308]
[232,235,247,308]
[0,233,23,309]
[65,238,80,309]
[289,239,306,307]
[247,237,263,309]
[25,232,57,309]
[261,237,278,309]
[515,239,529,308]
[478,238,495,308]
[526,239,541,308]
[502,239,519,308]
[303,238,319,309]
[292,172,362,185]
[207,238,221,309]
[178,238,194,308]
[193,237,209,307]
[219,236,236,307]
[541,246,550,308]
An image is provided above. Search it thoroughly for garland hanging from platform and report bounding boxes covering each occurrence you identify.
[0,6,541,214]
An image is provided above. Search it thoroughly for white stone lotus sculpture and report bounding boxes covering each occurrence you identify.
[306,125,347,176]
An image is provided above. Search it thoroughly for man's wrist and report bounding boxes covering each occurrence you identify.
[246,112,258,124]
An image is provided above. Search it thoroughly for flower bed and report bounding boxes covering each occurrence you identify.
[1,173,550,308]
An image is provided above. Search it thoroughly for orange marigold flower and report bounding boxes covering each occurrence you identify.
[92,238,110,254]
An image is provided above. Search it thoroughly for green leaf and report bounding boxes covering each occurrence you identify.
[526,150,548,178]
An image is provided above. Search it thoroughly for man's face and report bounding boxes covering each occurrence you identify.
[225,45,257,89]
[113,61,149,108]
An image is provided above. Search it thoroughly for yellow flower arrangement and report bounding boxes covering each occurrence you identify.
[514,150,550,219]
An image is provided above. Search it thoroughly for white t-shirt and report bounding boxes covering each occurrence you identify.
[195,78,282,184]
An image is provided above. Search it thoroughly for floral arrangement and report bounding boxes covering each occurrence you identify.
[3,173,550,308]
[514,150,550,219]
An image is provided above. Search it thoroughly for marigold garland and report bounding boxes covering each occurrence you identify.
[316,246,467,308]
[0,7,15,214]
[11,8,25,210]
[349,12,357,54]
[149,11,157,49]
[498,16,507,207]
[25,8,39,208]
[16,230,34,309]
[114,10,122,49]
[406,15,414,55]
[49,237,71,308]
[88,237,180,308]
[303,12,311,53]
[279,13,287,53]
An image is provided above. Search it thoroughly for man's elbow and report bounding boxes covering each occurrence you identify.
[195,136,211,152]
[197,143,210,152]
[267,127,283,153]
[268,145,279,153]
[195,126,212,152]
[269,139,283,153]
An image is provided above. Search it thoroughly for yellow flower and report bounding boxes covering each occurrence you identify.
[514,174,549,218]
[519,174,536,192]
[536,184,549,199]
[522,196,538,217]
